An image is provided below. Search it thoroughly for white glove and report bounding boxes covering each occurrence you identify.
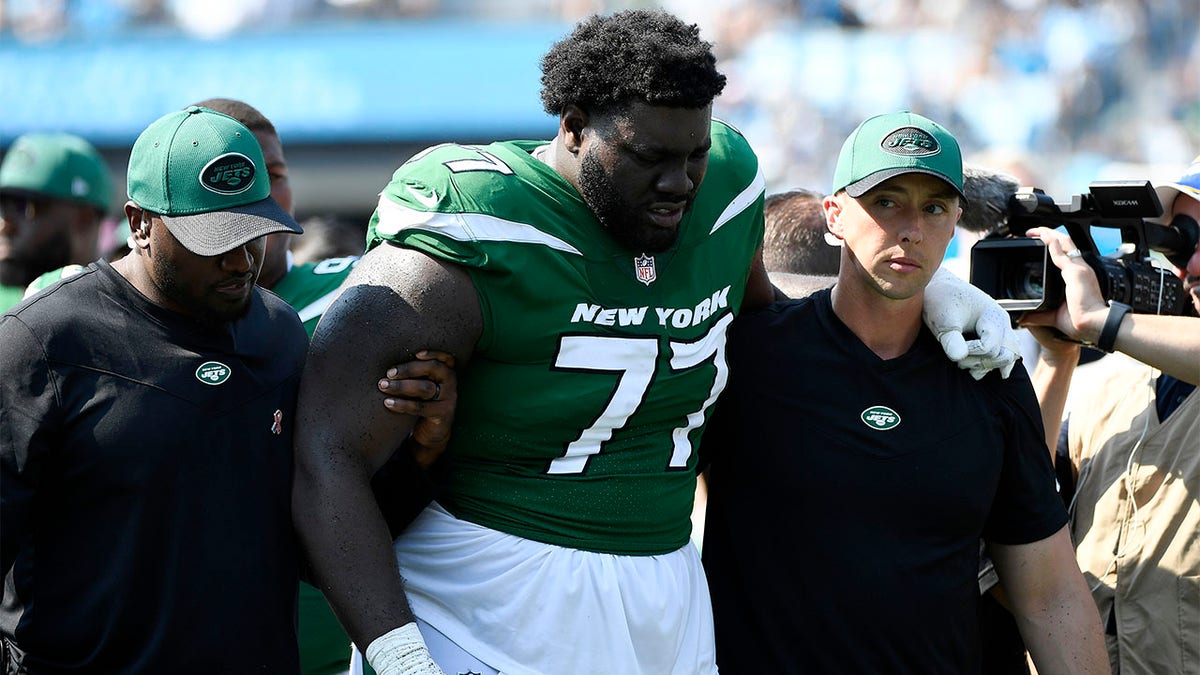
[922,267,1021,380]
[365,622,446,675]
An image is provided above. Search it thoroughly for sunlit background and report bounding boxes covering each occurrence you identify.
[3,0,1198,259]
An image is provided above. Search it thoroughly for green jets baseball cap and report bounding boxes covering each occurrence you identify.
[0,132,113,212]
[832,111,966,202]
[126,106,301,256]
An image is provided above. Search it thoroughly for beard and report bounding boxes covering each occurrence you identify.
[152,253,252,328]
[579,151,680,254]
[0,229,72,287]
[0,259,33,288]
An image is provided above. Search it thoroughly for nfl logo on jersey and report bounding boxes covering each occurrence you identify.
[634,254,656,286]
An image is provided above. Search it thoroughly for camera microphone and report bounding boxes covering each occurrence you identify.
[959,165,1021,234]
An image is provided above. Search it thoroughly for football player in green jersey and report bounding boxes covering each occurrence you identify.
[293,10,1020,675]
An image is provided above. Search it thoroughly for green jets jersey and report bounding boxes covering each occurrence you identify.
[271,256,358,338]
[366,120,765,555]
[1,284,25,312]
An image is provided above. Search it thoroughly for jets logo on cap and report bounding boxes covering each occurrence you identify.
[861,405,901,430]
[200,152,255,195]
[195,361,232,385]
[880,127,939,157]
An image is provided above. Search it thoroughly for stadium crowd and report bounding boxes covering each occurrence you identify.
[5,0,1198,202]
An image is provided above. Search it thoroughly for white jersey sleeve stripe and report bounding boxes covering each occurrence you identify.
[374,195,583,256]
[295,288,341,324]
[709,164,765,235]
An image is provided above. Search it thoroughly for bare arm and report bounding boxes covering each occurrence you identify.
[1022,227,1200,385]
[291,243,481,649]
[989,526,1111,675]
[1027,327,1081,458]
[1099,313,1200,384]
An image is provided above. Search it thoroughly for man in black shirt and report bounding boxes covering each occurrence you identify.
[701,111,1109,674]
[1,106,306,673]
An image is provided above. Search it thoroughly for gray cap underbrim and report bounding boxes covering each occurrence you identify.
[159,197,302,256]
[844,167,969,204]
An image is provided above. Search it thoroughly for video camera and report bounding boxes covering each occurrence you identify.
[969,180,1199,317]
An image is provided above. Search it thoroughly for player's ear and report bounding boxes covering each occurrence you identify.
[824,194,845,241]
[560,105,588,154]
[125,202,152,250]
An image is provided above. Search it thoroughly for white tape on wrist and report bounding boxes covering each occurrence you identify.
[365,622,444,675]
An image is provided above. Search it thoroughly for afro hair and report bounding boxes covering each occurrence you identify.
[539,10,726,118]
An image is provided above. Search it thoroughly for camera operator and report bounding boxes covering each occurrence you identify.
[1020,156,1200,675]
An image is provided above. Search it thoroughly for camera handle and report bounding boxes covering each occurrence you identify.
[1063,221,1100,258]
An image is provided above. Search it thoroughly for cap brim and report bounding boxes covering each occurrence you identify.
[160,198,302,256]
[0,185,98,209]
[1150,183,1200,224]
[844,167,969,205]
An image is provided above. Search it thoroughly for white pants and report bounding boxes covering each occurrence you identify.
[380,502,717,675]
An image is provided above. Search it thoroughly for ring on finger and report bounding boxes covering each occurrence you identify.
[1066,249,1084,259]
[431,382,442,402]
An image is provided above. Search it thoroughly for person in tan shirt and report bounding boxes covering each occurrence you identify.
[1023,156,1200,674]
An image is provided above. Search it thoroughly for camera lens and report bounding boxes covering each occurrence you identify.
[1008,261,1045,300]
